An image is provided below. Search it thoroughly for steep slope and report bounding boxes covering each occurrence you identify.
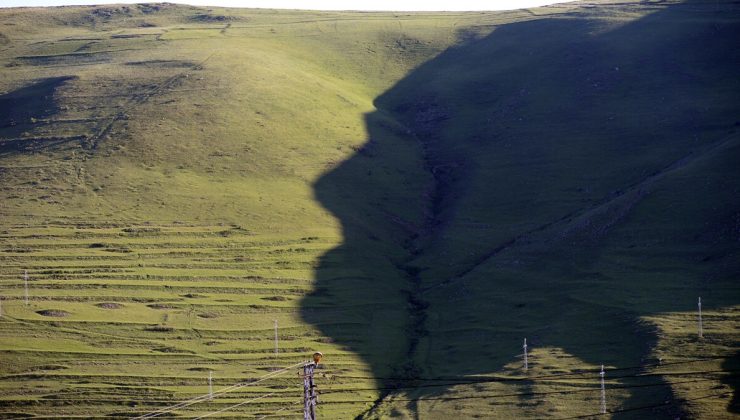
[311,0,740,418]
[0,1,737,419]
[0,4,549,418]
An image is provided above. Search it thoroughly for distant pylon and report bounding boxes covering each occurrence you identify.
[274,319,279,356]
[698,297,703,339]
[599,364,606,415]
[24,270,29,306]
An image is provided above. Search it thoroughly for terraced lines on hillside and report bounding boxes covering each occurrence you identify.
[1,1,738,418]
[0,224,378,418]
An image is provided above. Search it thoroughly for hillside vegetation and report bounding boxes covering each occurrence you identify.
[0,0,738,418]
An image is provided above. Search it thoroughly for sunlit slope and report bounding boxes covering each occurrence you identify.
[0,3,563,418]
[0,1,738,419]
[1,5,434,227]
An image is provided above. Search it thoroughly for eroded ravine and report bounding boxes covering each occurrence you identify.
[359,100,462,418]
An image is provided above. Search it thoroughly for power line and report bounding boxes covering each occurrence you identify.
[256,402,305,419]
[258,408,305,419]
[193,392,277,419]
[26,355,730,417]
[34,365,730,403]
[318,377,735,404]
[555,390,734,420]
[326,356,734,384]
[132,360,306,419]
[319,369,738,394]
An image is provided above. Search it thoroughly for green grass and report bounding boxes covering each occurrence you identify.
[0,0,738,418]
[0,225,374,417]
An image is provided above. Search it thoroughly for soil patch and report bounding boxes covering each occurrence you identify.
[36,309,70,317]
[96,302,123,309]
[147,303,174,309]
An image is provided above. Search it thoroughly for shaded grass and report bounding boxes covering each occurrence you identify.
[0,1,737,418]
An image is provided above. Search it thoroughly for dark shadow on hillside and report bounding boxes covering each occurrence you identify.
[302,1,740,417]
[722,351,740,413]
[0,76,77,156]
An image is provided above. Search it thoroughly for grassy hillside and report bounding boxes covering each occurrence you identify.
[0,0,738,418]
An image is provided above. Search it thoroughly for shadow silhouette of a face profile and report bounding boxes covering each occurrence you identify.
[302,1,740,417]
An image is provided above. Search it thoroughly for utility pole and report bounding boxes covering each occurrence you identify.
[303,352,322,420]
[523,338,528,371]
[24,270,29,306]
[208,371,213,401]
[698,297,703,339]
[599,364,606,415]
[274,319,279,356]
[303,362,316,420]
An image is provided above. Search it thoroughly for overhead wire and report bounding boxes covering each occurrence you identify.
[181,357,736,416]
[320,355,735,384]
[12,369,732,410]
[555,390,735,420]
[193,392,277,419]
[256,408,305,419]
[318,369,739,394]
[133,360,307,419]
[318,376,736,404]
[102,355,738,418]
[255,401,305,419]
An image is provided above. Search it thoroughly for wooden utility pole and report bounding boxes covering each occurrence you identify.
[303,362,316,420]
[523,338,528,371]
[208,371,213,401]
[303,352,322,420]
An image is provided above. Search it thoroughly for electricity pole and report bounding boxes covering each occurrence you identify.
[523,338,528,371]
[698,297,703,339]
[24,270,29,306]
[274,319,279,356]
[599,364,606,415]
[303,352,322,420]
